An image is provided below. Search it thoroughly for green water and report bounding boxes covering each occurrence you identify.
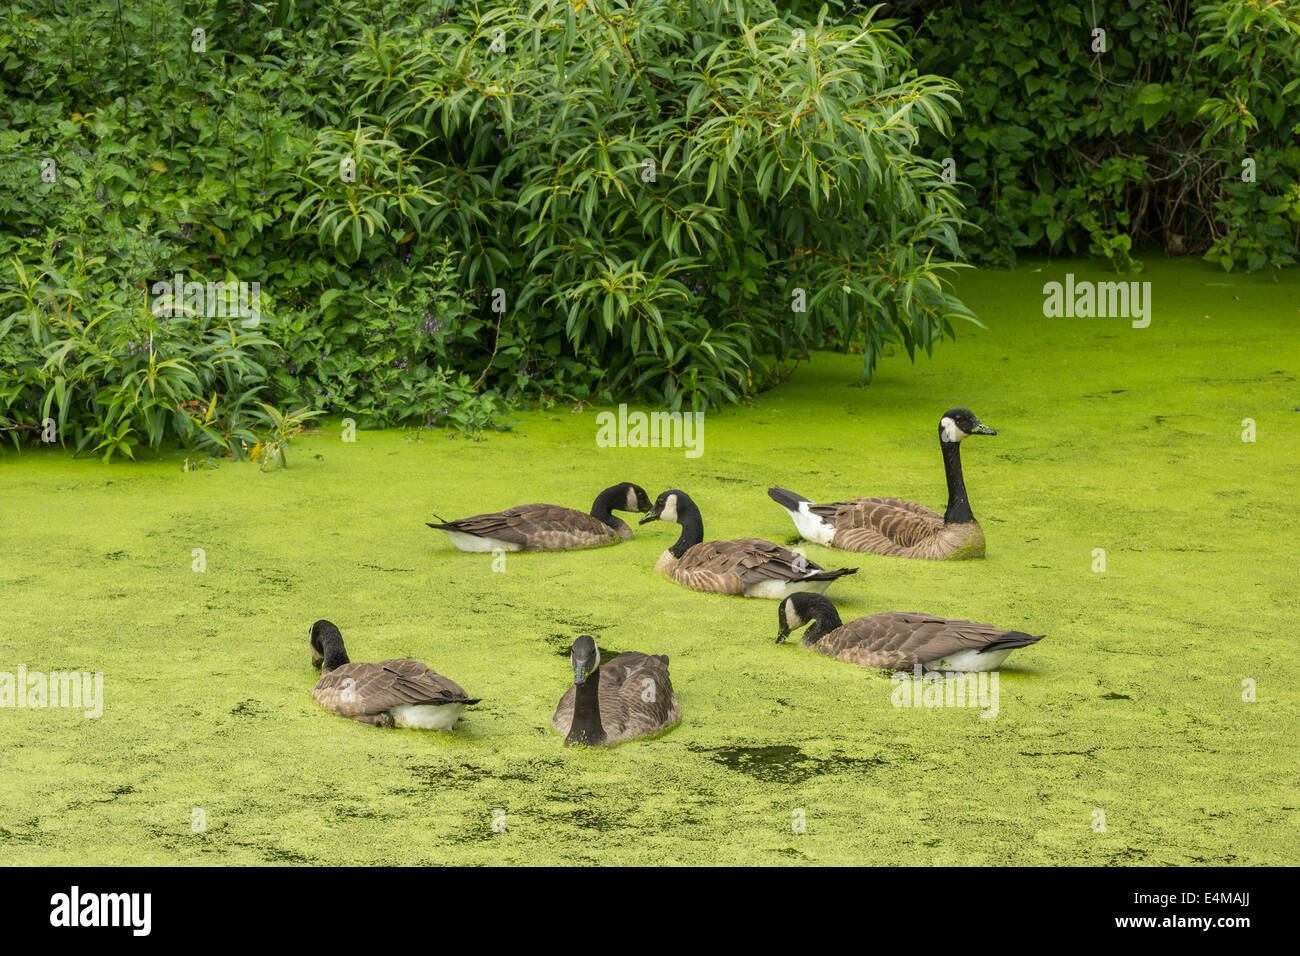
[2,257,1297,865]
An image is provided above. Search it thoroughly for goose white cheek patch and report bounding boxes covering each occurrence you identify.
[940,417,965,442]
[660,494,678,523]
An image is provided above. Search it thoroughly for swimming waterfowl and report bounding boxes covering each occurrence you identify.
[551,635,681,746]
[769,408,997,560]
[308,620,479,729]
[428,482,652,552]
[775,592,1043,672]
[641,489,857,598]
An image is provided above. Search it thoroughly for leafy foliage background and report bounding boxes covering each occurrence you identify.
[1,0,1296,460]
[883,0,1300,271]
[1,0,970,458]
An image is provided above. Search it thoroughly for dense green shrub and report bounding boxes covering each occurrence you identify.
[0,257,275,460]
[7,0,1292,461]
[1,0,976,443]
[884,0,1300,270]
[0,0,514,451]
[2,0,973,447]
[0,244,509,458]
[271,244,512,431]
[297,0,974,400]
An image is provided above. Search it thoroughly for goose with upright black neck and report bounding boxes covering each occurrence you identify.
[768,408,996,560]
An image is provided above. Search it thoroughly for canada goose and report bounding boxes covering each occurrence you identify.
[639,489,857,598]
[308,620,479,729]
[769,408,997,560]
[551,635,681,746]
[775,592,1043,672]
[427,482,652,552]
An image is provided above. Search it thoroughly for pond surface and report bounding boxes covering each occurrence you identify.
[1,257,1296,864]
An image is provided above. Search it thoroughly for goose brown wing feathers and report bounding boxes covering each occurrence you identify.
[673,537,828,594]
[816,612,1038,669]
[433,503,617,549]
[312,659,479,718]
[813,497,944,552]
[551,652,681,743]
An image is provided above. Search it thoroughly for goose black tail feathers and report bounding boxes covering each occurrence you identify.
[981,632,1046,653]
[768,487,811,511]
[804,567,857,582]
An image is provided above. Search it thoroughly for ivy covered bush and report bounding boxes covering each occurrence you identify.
[890,0,1300,271]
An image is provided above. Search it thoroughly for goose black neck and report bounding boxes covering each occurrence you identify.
[319,630,351,672]
[566,668,606,746]
[669,498,704,559]
[805,603,844,644]
[590,486,627,532]
[941,439,975,524]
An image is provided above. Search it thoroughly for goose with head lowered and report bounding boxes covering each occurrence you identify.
[551,635,681,747]
[640,489,857,598]
[308,620,480,729]
[769,408,997,560]
[775,592,1044,672]
[428,482,652,552]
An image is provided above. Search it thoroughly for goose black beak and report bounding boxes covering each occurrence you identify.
[638,513,659,525]
[972,422,997,435]
[775,629,790,645]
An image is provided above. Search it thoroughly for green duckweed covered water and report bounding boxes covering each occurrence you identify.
[1,258,1297,865]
